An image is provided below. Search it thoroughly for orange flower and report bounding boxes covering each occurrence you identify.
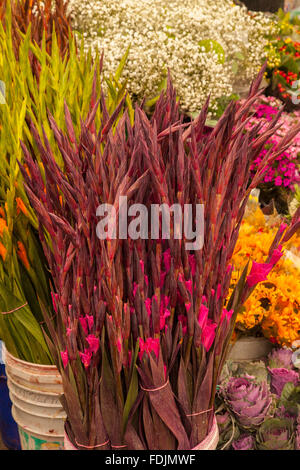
[16,198,28,217]
[0,218,8,237]
[0,242,7,261]
[0,207,5,218]
[17,241,30,270]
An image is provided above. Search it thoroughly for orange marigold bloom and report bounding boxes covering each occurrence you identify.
[16,198,28,217]
[17,241,30,270]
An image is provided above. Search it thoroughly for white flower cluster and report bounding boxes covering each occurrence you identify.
[67,0,276,115]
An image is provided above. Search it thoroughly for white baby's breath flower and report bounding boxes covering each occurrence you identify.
[67,0,276,115]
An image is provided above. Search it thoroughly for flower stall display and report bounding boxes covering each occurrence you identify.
[216,347,300,450]
[243,95,300,213]
[17,64,300,450]
[264,8,300,109]
[230,192,300,348]
[67,0,276,116]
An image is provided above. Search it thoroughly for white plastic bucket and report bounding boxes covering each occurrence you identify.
[4,346,66,450]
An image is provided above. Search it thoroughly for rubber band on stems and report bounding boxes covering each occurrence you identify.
[140,378,169,392]
[186,407,213,417]
[1,302,28,315]
[75,438,110,449]
[111,444,127,449]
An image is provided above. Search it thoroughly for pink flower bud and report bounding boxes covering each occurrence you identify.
[60,349,69,369]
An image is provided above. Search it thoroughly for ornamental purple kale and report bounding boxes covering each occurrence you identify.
[268,348,294,370]
[232,433,255,450]
[221,375,272,429]
[267,367,299,397]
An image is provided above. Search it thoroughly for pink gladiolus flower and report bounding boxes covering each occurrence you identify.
[66,327,72,337]
[221,308,234,324]
[117,339,122,354]
[139,259,145,273]
[185,302,192,313]
[144,274,149,286]
[145,298,152,317]
[160,308,170,330]
[86,315,94,331]
[201,319,217,351]
[51,292,58,313]
[280,223,288,233]
[60,349,69,369]
[79,349,92,368]
[269,245,283,266]
[198,304,209,330]
[138,337,160,361]
[185,279,193,295]
[79,316,88,335]
[246,261,272,288]
[86,334,100,354]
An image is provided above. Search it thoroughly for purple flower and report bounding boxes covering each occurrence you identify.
[267,367,299,397]
[268,348,294,370]
[256,418,295,450]
[220,375,272,428]
[232,434,255,450]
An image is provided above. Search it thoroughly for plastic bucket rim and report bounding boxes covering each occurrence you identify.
[11,398,66,421]
[9,389,66,418]
[6,373,63,400]
[12,407,65,439]
[4,346,58,371]
[5,362,63,386]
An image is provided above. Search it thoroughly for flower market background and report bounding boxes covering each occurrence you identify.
[0,0,299,452]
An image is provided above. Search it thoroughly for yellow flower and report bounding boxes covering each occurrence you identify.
[230,203,300,347]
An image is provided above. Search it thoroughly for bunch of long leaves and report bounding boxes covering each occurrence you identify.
[0,6,132,363]
[20,69,300,449]
[0,0,71,63]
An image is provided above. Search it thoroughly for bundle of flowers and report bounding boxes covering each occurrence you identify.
[244,95,300,210]
[265,34,300,109]
[216,347,300,450]
[230,193,300,347]
[67,0,276,115]
[0,0,72,63]
[0,6,131,364]
[18,67,300,449]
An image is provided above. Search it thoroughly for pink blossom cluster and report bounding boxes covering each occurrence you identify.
[245,96,300,190]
